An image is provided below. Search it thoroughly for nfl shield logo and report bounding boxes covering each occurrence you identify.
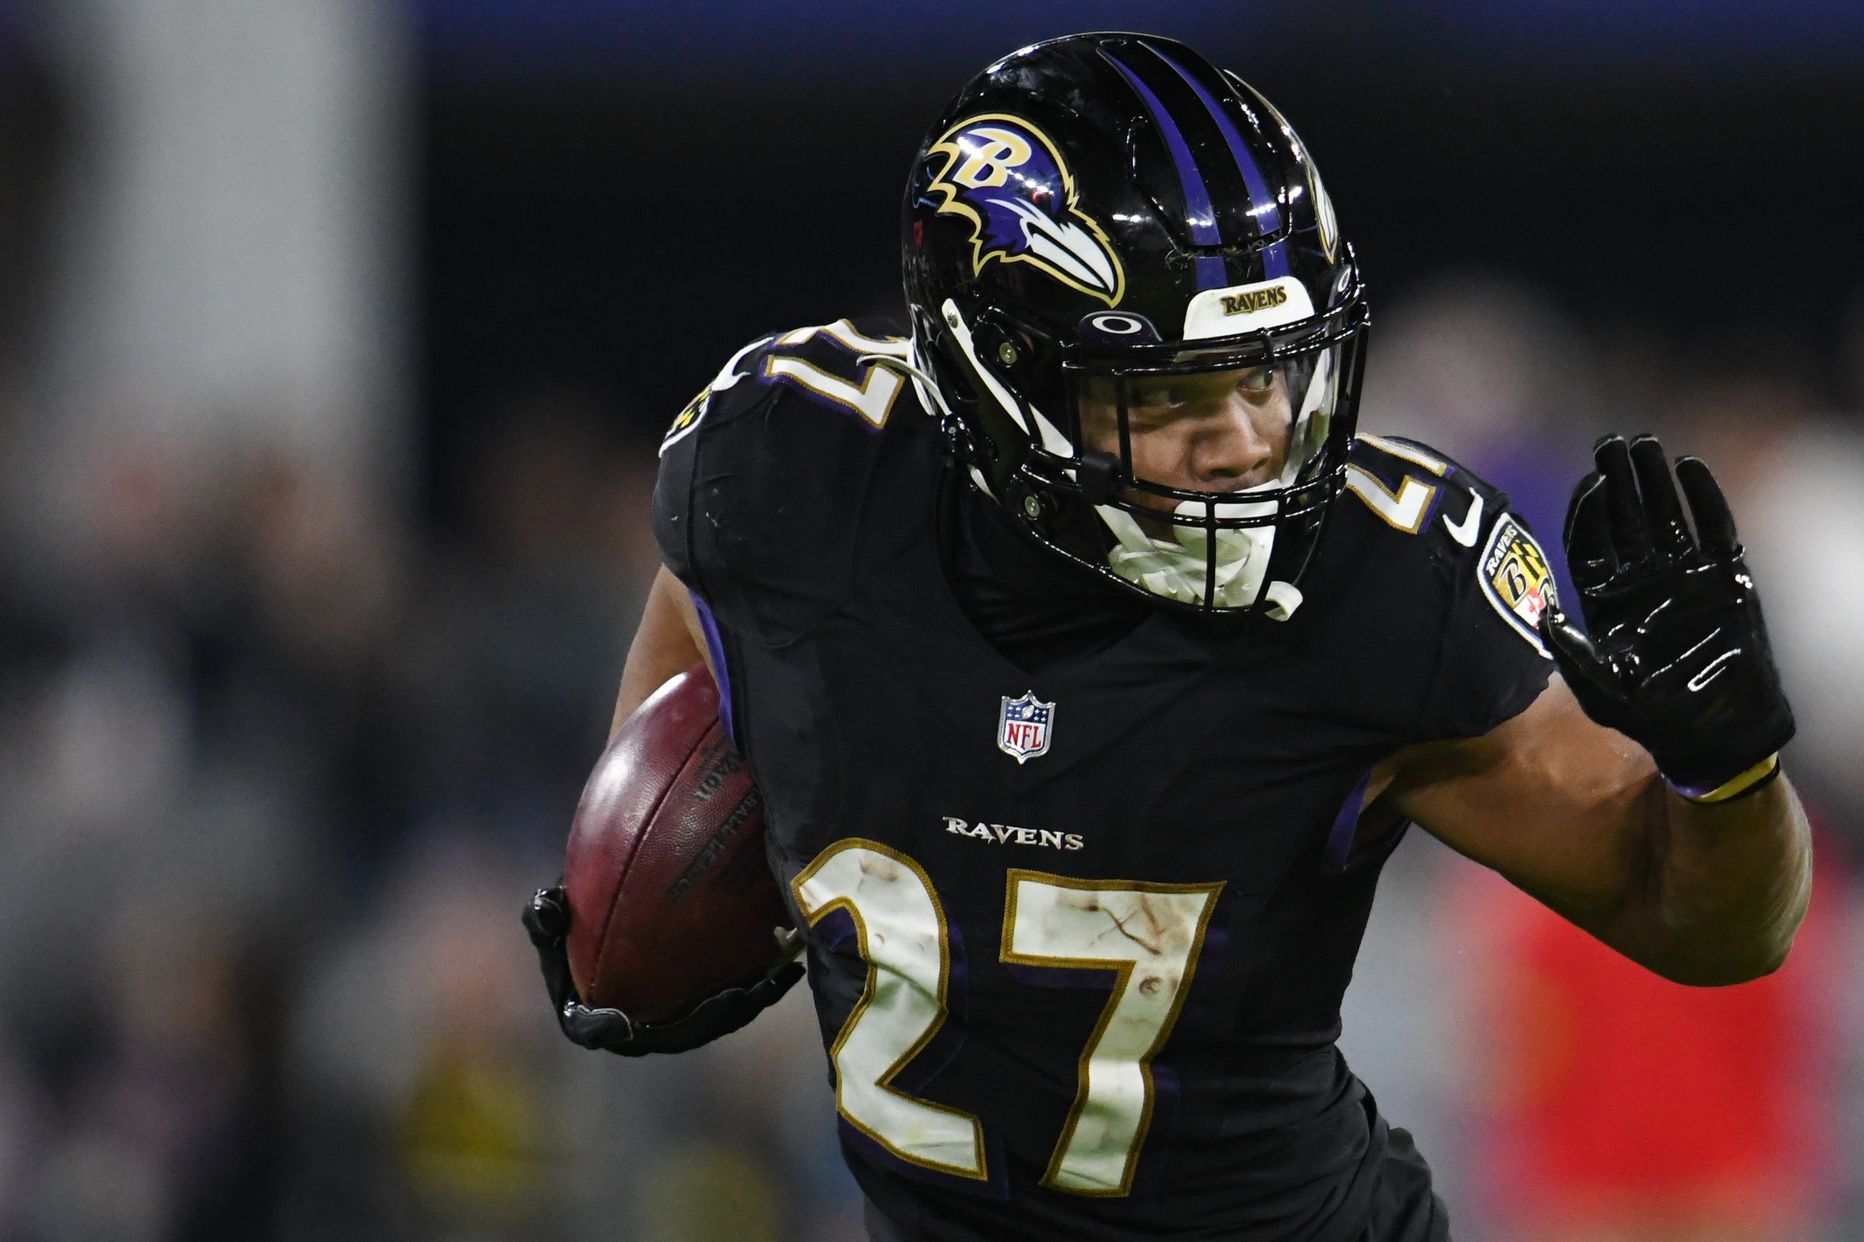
[997,691,1056,764]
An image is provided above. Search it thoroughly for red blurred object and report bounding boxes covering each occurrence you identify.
[563,665,791,1022]
[1459,826,1847,1238]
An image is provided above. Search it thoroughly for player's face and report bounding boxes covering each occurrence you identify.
[1076,365,1293,507]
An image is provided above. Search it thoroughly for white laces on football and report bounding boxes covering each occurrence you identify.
[1097,493,1302,618]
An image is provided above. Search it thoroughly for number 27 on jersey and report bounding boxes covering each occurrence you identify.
[792,839,1224,1197]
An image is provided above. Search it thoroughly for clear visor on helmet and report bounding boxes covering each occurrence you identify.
[1044,309,1364,612]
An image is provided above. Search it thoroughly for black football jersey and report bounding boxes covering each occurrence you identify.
[653,319,1554,1241]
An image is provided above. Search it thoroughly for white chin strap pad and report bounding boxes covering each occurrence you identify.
[1097,495,1303,619]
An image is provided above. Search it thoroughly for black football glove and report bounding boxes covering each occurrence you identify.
[1539,434,1793,799]
[522,886,804,1056]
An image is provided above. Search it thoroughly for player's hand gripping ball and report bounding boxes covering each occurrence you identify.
[522,666,802,1055]
[1540,434,1794,799]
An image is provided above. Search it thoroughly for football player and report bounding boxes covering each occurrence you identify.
[523,33,1807,1241]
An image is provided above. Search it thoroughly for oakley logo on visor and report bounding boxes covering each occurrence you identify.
[1078,311,1163,346]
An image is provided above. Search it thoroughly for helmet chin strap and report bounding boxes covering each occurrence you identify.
[1096,494,1304,619]
[861,348,952,419]
[936,299,1075,460]
[863,347,1000,496]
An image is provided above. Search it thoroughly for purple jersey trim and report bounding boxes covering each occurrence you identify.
[1324,769,1374,870]
[1148,44,1291,280]
[687,589,738,750]
[1104,52,1229,292]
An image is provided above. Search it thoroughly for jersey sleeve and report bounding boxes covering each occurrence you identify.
[1406,444,1558,740]
[652,319,916,645]
[651,333,775,619]
[1334,434,1557,744]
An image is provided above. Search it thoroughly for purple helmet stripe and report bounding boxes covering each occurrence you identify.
[1147,44,1290,280]
[1103,52,1229,292]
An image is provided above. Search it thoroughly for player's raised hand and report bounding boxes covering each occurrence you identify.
[523,886,803,1056]
[1540,434,1794,800]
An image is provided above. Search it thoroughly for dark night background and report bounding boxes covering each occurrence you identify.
[415,6,1864,528]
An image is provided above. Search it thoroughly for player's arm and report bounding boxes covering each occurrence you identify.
[1372,677,1808,986]
[610,565,715,737]
[524,363,802,1056]
[525,579,796,1055]
[1372,436,1807,986]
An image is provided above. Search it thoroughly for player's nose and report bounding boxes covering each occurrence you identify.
[1190,400,1277,488]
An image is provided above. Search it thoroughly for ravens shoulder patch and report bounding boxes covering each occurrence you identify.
[1478,513,1557,657]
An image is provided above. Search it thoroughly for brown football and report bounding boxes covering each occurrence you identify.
[562,664,790,1022]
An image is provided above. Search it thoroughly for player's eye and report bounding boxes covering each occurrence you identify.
[1237,367,1275,394]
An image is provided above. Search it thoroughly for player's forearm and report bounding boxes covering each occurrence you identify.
[1635,771,1812,986]
[1535,436,1806,986]
[612,566,713,737]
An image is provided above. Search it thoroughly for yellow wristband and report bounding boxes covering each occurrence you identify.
[1674,754,1781,804]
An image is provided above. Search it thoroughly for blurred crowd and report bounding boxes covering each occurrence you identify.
[4,5,1864,1240]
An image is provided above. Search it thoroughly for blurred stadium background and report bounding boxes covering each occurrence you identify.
[1,2,1861,1239]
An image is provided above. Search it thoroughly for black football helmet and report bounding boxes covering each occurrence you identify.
[902,33,1368,615]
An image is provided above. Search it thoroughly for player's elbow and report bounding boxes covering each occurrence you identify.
[1716,930,1797,985]
[1646,930,1796,988]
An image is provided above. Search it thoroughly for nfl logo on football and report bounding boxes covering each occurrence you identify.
[997,691,1055,764]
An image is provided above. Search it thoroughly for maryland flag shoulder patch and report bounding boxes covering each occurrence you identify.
[1478,513,1556,656]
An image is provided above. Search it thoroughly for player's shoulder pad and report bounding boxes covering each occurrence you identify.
[658,317,916,459]
[653,319,926,642]
[1344,432,1518,550]
[1342,433,1555,654]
